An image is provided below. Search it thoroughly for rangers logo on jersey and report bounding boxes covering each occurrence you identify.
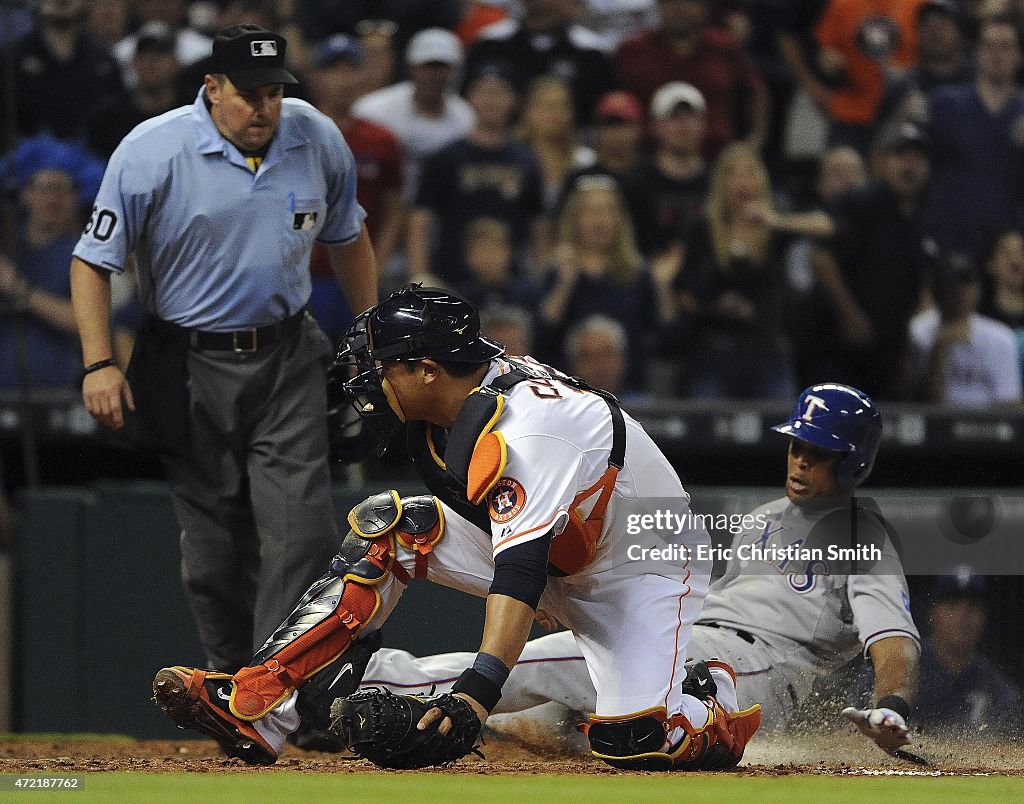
[489,477,527,524]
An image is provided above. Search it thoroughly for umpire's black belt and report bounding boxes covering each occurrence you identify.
[702,622,757,644]
[150,308,307,353]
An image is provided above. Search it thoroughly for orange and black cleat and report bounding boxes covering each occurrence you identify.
[153,666,278,766]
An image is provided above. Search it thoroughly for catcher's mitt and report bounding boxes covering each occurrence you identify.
[330,687,482,769]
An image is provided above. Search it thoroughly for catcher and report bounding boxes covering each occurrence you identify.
[153,286,761,770]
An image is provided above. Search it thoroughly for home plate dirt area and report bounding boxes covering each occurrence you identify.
[0,728,1021,778]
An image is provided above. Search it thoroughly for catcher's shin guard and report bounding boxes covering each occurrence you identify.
[229,492,409,720]
[228,491,445,721]
[295,628,384,731]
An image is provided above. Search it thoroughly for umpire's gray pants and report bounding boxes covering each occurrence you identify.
[161,314,338,672]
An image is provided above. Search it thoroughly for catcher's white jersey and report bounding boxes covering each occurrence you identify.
[365,357,713,722]
[256,356,715,750]
[480,357,703,568]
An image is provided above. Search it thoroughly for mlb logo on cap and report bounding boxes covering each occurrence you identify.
[211,24,298,90]
[250,40,278,57]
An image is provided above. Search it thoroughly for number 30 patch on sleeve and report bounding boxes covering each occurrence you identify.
[489,477,527,523]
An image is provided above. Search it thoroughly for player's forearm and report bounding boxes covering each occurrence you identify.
[772,210,835,239]
[329,223,378,315]
[777,32,819,91]
[70,256,114,364]
[478,593,537,670]
[868,636,919,708]
[923,342,950,403]
[747,82,772,149]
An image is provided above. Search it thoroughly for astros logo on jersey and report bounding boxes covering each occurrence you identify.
[489,477,527,523]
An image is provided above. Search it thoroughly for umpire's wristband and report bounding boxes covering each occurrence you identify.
[83,357,118,376]
[453,668,502,713]
[876,694,911,721]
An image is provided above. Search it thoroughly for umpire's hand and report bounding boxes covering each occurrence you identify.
[83,365,135,429]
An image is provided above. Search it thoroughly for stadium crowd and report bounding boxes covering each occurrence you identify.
[3,0,1024,405]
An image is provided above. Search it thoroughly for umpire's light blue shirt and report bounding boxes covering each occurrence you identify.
[74,90,366,331]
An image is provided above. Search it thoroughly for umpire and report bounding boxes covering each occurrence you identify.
[70,25,377,674]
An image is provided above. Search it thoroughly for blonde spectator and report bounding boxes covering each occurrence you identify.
[673,142,831,399]
[539,176,672,389]
[518,76,596,214]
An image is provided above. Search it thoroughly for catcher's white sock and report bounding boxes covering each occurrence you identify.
[707,666,738,713]
[253,691,300,755]
[666,695,711,748]
[680,694,710,728]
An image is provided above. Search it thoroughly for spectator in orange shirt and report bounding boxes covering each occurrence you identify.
[815,0,927,154]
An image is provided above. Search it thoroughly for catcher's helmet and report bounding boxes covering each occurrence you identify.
[771,383,882,490]
[329,287,505,461]
[360,286,506,363]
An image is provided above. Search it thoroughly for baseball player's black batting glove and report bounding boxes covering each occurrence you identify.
[329,687,483,769]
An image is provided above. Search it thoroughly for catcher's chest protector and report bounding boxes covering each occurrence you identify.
[407,361,626,575]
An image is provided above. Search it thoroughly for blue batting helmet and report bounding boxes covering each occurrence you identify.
[771,383,882,490]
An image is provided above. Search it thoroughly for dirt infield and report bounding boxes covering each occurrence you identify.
[1,730,1021,777]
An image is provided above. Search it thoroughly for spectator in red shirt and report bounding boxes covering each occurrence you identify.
[307,33,405,339]
[615,0,770,158]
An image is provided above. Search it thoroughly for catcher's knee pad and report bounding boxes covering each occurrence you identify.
[584,701,763,772]
[343,490,445,580]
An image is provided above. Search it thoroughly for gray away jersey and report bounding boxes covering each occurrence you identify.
[699,497,920,672]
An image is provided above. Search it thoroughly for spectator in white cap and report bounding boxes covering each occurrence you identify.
[619,81,709,258]
[649,80,707,120]
[353,27,475,202]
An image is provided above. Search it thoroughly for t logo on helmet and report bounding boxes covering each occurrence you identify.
[801,394,829,422]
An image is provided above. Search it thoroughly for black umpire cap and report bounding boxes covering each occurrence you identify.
[211,25,298,90]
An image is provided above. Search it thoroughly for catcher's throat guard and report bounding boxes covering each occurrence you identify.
[227,492,445,720]
[328,310,404,463]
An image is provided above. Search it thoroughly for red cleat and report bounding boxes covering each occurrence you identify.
[153,666,277,765]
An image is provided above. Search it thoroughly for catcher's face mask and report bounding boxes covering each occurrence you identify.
[329,286,506,460]
[328,309,404,462]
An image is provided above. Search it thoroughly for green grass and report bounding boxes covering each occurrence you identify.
[0,733,134,743]
[0,772,1020,804]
